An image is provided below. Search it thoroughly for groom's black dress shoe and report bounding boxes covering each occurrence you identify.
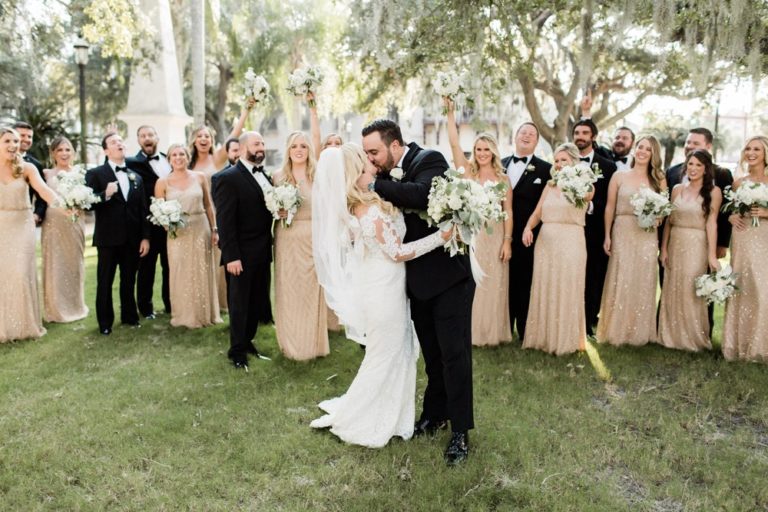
[413,418,448,438]
[245,345,271,361]
[100,328,112,336]
[444,431,469,466]
[231,358,249,371]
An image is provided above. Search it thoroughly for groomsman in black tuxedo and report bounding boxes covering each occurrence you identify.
[363,119,474,465]
[501,122,552,341]
[572,119,618,335]
[224,137,240,168]
[13,121,47,224]
[126,125,172,319]
[85,133,151,335]
[579,96,635,172]
[664,127,733,334]
[212,132,274,370]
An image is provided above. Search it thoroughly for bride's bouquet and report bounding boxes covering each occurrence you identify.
[694,264,739,305]
[550,162,602,208]
[286,66,324,107]
[432,71,473,114]
[629,187,674,231]
[722,182,768,227]
[243,67,270,104]
[425,167,508,256]
[148,197,187,239]
[55,166,101,221]
[264,183,303,228]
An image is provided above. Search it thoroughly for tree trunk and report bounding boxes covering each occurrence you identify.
[190,0,205,125]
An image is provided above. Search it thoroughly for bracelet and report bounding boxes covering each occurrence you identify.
[503,236,512,240]
[212,227,218,232]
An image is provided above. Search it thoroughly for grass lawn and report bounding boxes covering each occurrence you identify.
[1,244,767,511]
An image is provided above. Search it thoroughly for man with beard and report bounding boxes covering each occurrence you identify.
[579,96,635,171]
[13,121,47,224]
[224,138,240,168]
[127,125,172,318]
[572,119,617,335]
[500,122,551,341]
[211,132,274,370]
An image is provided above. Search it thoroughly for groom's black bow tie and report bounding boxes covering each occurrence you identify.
[115,166,127,173]
[580,157,590,162]
[147,155,160,161]
[252,165,265,175]
[512,155,528,164]
[616,156,628,164]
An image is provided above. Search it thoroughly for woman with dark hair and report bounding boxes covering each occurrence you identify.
[597,135,667,346]
[444,98,513,346]
[40,136,89,322]
[722,135,768,361]
[658,149,722,351]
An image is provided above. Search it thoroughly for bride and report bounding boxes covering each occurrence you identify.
[310,144,450,448]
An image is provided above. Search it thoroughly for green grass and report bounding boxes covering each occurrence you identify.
[1,247,767,511]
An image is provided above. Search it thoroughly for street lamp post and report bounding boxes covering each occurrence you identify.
[73,35,90,166]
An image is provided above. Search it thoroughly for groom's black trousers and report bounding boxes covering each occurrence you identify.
[95,244,141,330]
[411,278,475,432]
[225,259,271,360]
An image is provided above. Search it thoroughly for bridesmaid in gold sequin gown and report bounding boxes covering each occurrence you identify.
[41,137,88,322]
[723,136,768,361]
[521,144,591,355]
[274,132,329,360]
[189,100,254,314]
[658,150,722,351]
[597,136,667,346]
[444,98,513,346]
[0,127,59,342]
[156,144,222,328]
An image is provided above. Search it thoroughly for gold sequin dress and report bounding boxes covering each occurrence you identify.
[472,214,513,346]
[523,189,587,355]
[41,171,88,323]
[165,179,222,328]
[274,177,329,360]
[597,183,659,346]
[722,198,768,361]
[657,195,711,351]
[0,176,46,342]
[200,163,228,313]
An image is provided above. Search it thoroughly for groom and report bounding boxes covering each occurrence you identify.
[362,119,475,465]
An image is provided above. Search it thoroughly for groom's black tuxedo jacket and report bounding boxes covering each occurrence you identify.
[501,154,551,245]
[585,153,617,247]
[126,151,166,203]
[374,142,471,301]
[85,163,151,247]
[23,154,48,221]
[211,161,273,267]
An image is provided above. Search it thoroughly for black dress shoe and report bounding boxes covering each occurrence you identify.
[413,418,448,438]
[122,321,141,328]
[144,313,157,320]
[245,345,271,361]
[231,359,249,371]
[100,328,112,336]
[444,431,469,466]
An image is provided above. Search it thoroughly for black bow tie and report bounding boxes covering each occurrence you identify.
[580,157,590,162]
[512,155,528,164]
[616,156,628,164]
[147,155,160,161]
[252,165,265,175]
[115,166,127,173]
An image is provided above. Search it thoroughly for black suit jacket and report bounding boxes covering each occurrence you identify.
[374,142,471,301]
[23,154,48,221]
[501,154,552,245]
[585,153,618,246]
[211,161,273,267]
[85,163,151,247]
[126,151,167,203]
[666,162,733,248]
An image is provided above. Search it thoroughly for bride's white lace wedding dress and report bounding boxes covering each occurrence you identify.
[310,204,445,448]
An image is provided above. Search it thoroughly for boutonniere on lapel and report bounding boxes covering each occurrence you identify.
[591,163,599,172]
[128,172,137,184]
[525,164,535,174]
[390,167,404,182]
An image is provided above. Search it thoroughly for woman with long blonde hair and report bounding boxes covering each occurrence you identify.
[309,144,451,447]
[0,127,60,342]
[722,135,768,361]
[40,136,89,323]
[597,135,667,346]
[444,97,513,346]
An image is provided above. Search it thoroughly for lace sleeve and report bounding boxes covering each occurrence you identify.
[370,212,445,262]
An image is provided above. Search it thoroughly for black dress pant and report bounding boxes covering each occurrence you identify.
[137,226,170,316]
[225,260,270,361]
[585,239,609,334]
[96,244,141,330]
[508,241,535,340]
[411,279,475,433]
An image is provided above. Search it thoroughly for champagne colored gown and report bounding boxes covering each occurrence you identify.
[274,176,329,360]
[41,171,88,322]
[165,178,222,328]
[657,195,711,351]
[597,183,659,346]
[0,176,46,342]
[523,189,587,355]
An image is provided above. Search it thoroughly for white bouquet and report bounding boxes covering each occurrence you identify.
[243,67,270,104]
[425,167,508,256]
[629,187,674,231]
[286,66,324,107]
[55,166,101,221]
[722,181,768,227]
[694,264,739,305]
[550,162,602,208]
[431,71,473,114]
[148,197,187,239]
[264,183,303,227]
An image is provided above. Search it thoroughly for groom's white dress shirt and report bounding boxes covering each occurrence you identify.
[239,158,272,192]
[108,160,130,200]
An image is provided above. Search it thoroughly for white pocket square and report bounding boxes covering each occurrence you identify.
[533,178,542,184]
